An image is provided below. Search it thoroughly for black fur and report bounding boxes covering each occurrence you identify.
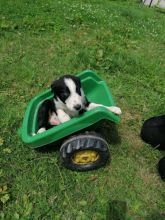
[37,75,89,132]
[37,99,57,130]
[140,115,165,181]
[51,75,81,103]
[140,115,165,150]
[158,156,165,180]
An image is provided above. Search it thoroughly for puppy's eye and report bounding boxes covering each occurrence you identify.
[62,92,69,98]
[60,88,70,99]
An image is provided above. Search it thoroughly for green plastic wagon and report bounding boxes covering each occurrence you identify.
[19,70,121,171]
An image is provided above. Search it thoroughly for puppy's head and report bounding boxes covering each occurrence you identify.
[51,75,86,113]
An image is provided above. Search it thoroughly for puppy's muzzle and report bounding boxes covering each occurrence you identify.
[74,104,81,111]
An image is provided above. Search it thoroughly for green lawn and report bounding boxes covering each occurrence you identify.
[0,0,165,219]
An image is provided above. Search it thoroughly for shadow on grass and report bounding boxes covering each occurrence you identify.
[145,211,165,220]
[156,8,165,15]
[35,120,121,153]
[106,200,127,220]
[35,139,63,153]
[105,201,165,220]
[96,120,121,145]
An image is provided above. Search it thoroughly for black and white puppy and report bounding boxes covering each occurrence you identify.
[37,75,121,134]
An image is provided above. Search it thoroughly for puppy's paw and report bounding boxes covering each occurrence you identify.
[37,127,46,134]
[108,106,122,115]
[61,114,71,123]
[57,109,71,123]
[31,133,36,136]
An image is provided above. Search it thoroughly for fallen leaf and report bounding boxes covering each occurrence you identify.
[0,194,10,204]
[79,200,87,206]
[89,175,98,181]
[14,213,20,219]
[3,148,12,154]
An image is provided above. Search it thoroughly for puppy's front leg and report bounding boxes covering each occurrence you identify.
[86,103,122,115]
[57,109,71,123]
[107,106,122,115]
[86,103,102,111]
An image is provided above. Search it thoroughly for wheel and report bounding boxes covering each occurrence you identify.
[60,132,110,171]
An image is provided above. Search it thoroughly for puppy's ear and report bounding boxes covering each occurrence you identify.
[51,79,61,100]
[51,77,62,91]
[51,80,57,92]
[72,76,81,87]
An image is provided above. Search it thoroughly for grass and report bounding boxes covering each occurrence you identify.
[0,0,165,219]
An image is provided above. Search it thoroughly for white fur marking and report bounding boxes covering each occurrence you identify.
[57,109,71,123]
[63,78,84,113]
[87,103,122,115]
[107,106,122,115]
[32,133,36,136]
[37,127,46,134]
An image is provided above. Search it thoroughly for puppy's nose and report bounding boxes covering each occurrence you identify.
[74,104,81,111]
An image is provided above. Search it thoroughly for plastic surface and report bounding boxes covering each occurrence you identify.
[19,70,121,148]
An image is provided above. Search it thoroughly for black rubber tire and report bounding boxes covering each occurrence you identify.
[60,132,110,171]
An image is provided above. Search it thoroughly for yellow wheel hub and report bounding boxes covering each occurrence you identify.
[72,150,99,165]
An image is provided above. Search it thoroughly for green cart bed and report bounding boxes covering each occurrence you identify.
[19,70,120,149]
